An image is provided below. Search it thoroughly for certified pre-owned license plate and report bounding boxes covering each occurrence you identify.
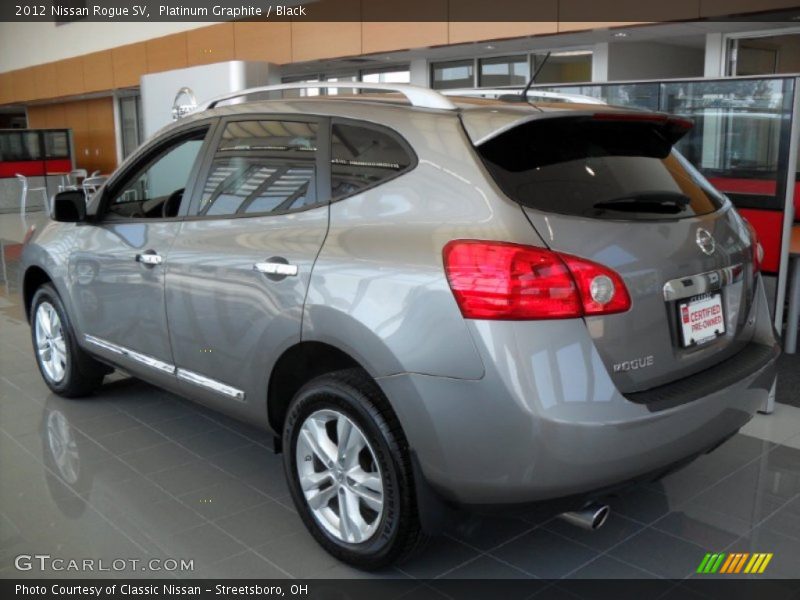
[678,292,725,347]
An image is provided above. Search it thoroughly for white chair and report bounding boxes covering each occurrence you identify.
[16,174,50,216]
[82,175,107,198]
[59,168,88,192]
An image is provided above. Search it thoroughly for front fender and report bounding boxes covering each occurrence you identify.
[20,222,79,325]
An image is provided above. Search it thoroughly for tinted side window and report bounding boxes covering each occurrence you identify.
[106,129,207,220]
[331,123,412,200]
[198,120,318,217]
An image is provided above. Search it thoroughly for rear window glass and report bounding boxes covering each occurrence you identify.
[477,118,726,220]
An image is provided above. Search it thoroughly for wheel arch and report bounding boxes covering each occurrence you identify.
[23,265,54,322]
[267,341,365,439]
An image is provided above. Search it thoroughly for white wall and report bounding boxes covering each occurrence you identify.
[591,42,609,81]
[607,41,705,81]
[0,22,211,72]
[409,58,428,87]
[140,61,278,138]
[704,32,725,77]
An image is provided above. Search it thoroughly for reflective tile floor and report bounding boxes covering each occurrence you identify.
[1,213,800,583]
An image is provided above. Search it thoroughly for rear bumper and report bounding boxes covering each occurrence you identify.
[378,281,779,506]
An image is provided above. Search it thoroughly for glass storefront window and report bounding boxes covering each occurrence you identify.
[478,56,528,87]
[727,32,800,76]
[362,68,410,84]
[325,73,358,95]
[280,77,321,97]
[537,83,659,110]
[662,79,788,191]
[282,70,410,96]
[431,60,474,90]
[532,51,592,85]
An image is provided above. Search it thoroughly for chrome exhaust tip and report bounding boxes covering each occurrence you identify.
[558,502,610,531]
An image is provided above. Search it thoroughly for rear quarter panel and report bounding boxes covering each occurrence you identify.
[302,110,543,379]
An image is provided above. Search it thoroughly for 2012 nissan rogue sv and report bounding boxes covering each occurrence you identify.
[20,83,779,569]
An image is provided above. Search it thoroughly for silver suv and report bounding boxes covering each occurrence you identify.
[20,83,779,569]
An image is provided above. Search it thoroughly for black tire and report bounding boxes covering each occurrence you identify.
[283,368,428,570]
[30,283,106,398]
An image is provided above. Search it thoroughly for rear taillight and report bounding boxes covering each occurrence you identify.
[559,252,632,316]
[745,220,763,274]
[442,240,631,320]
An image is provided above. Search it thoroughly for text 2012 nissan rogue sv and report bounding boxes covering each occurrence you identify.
[20,83,779,569]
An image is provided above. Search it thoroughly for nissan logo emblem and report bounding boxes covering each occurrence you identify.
[171,87,197,121]
[696,228,716,256]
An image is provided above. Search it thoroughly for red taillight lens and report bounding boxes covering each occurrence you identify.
[559,253,631,316]
[443,240,631,320]
[745,220,763,274]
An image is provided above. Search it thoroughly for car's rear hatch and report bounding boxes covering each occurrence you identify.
[464,108,759,393]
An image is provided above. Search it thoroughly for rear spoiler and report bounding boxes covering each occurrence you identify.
[591,112,694,145]
[461,109,694,146]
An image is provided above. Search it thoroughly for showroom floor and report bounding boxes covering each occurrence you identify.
[1,212,800,586]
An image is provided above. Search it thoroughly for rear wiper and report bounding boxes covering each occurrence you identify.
[593,192,691,214]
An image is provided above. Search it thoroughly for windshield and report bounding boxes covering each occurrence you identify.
[477,116,726,221]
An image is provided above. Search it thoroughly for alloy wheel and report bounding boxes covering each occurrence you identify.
[35,301,67,383]
[295,409,384,544]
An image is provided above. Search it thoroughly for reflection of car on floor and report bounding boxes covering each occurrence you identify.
[20,82,779,569]
[38,395,200,564]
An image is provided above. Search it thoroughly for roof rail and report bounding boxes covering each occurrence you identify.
[441,88,606,105]
[196,82,458,113]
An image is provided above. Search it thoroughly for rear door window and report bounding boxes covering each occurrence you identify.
[197,120,319,217]
[477,117,726,220]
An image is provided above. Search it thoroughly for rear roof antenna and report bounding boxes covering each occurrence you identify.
[500,52,551,103]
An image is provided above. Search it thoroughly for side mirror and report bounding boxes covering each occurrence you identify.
[53,190,87,223]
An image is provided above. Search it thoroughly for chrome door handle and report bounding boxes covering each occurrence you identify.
[253,261,298,277]
[136,253,163,266]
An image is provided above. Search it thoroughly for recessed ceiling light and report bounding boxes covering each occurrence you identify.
[612,32,629,38]
[552,50,593,57]
[486,45,496,50]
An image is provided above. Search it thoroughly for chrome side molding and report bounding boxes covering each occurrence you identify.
[124,348,176,375]
[176,368,246,402]
[85,334,173,374]
[84,334,124,355]
[662,264,744,302]
[84,335,245,401]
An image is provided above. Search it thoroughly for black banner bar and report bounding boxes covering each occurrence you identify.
[1,0,800,23]
[4,579,800,600]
